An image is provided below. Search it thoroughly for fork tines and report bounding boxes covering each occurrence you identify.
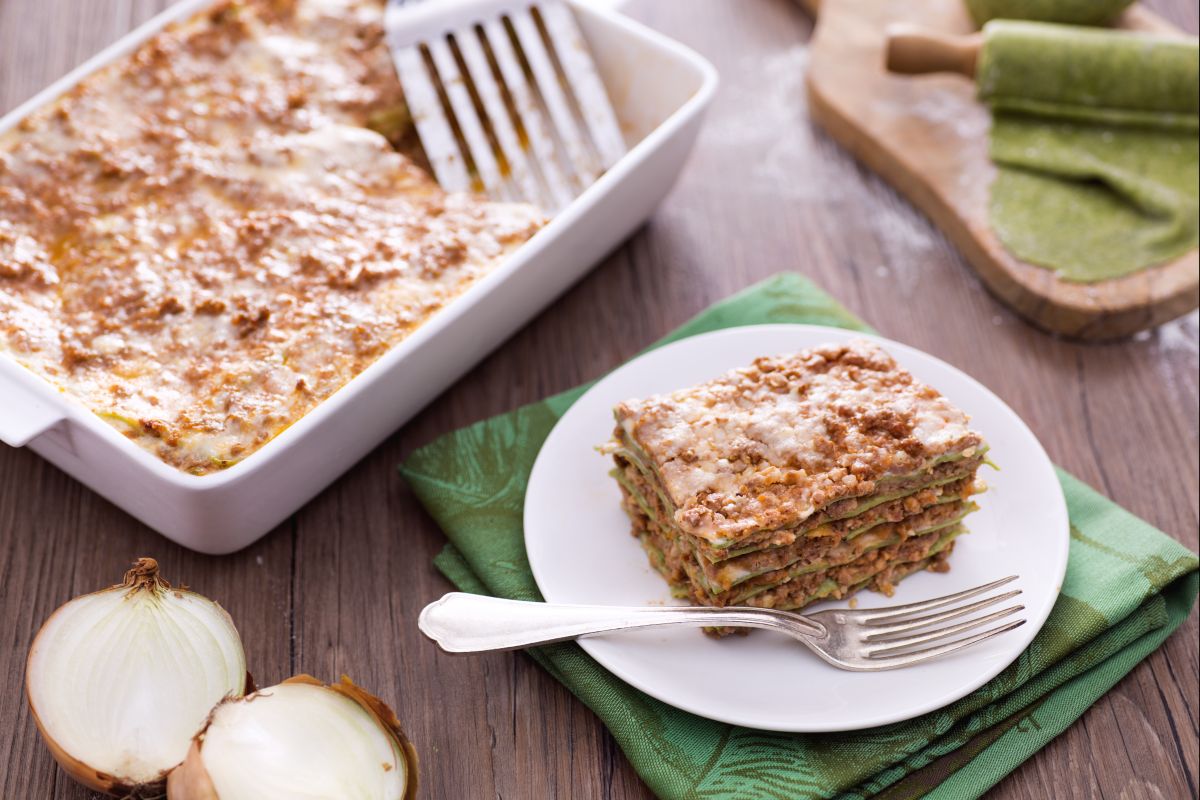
[860,575,1026,665]
[386,0,626,213]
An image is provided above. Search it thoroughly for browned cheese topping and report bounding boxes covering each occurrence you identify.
[0,0,545,474]
[614,341,983,543]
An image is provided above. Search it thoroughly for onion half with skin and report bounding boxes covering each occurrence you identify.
[26,558,249,798]
[167,676,418,800]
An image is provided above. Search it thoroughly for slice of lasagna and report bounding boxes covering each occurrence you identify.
[604,340,987,631]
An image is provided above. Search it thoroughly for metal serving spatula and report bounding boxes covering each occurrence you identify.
[385,0,627,213]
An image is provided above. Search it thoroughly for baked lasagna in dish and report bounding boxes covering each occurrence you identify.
[604,340,987,632]
[0,0,544,474]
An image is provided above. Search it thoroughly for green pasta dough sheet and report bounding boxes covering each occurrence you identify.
[979,22,1200,281]
[990,117,1198,281]
[979,21,1199,131]
[966,0,1134,27]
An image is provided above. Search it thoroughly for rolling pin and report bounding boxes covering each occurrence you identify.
[963,0,1134,27]
[886,21,1200,131]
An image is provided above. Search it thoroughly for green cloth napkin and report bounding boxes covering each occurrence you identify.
[399,273,1199,800]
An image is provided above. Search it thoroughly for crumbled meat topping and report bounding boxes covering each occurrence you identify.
[614,341,984,542]
[0,0,545,474]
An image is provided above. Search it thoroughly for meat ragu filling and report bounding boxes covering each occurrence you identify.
[0,0,545,474]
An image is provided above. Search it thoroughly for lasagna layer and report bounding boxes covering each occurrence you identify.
[613,430,985,560]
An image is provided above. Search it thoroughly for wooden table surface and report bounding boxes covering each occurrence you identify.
[1,1,1196,797]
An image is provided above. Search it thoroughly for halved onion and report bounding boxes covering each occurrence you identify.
[167,676,418,800]
[26,558,249,797]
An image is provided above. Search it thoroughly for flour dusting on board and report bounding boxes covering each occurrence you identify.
[699,30,984,303]
[884,86,991,143]
[868,196,945,299]
[702,46,838,201]
[1160,311,1198,352]
[751,48,820,195]
[1145,311,1199,401]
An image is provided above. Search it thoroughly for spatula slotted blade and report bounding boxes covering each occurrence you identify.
[386,0,627,214]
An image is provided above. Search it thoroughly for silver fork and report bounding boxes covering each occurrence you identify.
[385,0,626,213]
[418,576,1025,671]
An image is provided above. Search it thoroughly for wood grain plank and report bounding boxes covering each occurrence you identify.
[0,1,1195,799]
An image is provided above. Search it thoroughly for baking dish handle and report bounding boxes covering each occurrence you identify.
[0,368,66,447]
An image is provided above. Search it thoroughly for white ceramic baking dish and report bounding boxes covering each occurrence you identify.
[0,0,717,553]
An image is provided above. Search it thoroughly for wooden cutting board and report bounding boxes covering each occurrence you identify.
[800,0,1199,340]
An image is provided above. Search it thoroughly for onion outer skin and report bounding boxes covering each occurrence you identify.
[167,741,220,800]
[25,558,251,798]
[167,675,419,800]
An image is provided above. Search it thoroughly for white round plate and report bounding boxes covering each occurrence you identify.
[524,324,1068,732]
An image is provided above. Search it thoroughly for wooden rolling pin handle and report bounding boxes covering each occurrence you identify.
[885,26,983,77]
[794,0,821,17]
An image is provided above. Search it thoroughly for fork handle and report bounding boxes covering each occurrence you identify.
[418,592,825,652]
